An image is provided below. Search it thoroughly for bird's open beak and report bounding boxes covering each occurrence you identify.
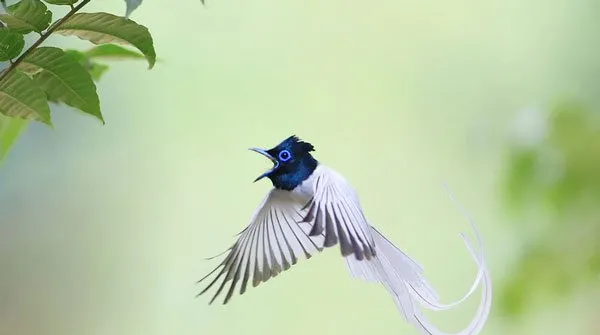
[249,147,279,182]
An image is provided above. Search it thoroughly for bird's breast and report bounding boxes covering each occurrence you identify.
[291,166,321,198]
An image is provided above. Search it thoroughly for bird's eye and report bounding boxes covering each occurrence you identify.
[278,150,292,162]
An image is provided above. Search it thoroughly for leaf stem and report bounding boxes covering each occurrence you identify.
[0,0,92,83]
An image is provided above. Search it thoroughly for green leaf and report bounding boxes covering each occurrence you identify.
[0,28,25,61]
[0,113,27,163]
[63,49,111,81]
[0,70,51,124]
[20,47,103,123]
[88,62,109,81]
[63,49,85,62]
[55,12,156,69]
[84,44,145,60]
[124,0,143,18]
[0,0,52,34]
[42,0,77,4]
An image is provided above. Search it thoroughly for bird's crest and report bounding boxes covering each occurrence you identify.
[279,135,315,153]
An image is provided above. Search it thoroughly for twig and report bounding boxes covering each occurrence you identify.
[0,0,92,83]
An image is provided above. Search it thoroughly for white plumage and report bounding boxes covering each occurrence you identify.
[198,165,491,335]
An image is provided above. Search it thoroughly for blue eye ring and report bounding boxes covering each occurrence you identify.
[278,150,292,162]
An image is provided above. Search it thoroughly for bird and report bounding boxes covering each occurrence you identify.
[197,135,492,335]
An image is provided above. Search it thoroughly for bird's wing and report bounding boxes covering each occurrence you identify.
[301,166,378,261]
[197,189,324,305]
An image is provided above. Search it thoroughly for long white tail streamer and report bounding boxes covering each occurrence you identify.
[345,183,492,335]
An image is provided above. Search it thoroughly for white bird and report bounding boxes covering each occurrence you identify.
[197,135,492,335]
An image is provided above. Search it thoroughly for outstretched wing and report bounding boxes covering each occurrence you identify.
[197,189,324,305]
[301,165,377,261]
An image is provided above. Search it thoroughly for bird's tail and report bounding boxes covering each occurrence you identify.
[345,191,491,335]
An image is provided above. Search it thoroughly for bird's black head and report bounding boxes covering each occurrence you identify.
[250,135,318,190]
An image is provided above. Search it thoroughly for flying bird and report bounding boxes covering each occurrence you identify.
[197,135,492,335]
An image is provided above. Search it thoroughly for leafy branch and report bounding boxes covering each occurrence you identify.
[0,0,156,162]
[0,0,91,83]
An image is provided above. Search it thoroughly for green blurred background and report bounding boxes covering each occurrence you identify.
[1,0,599,334]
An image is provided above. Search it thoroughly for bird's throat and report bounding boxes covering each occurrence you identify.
[269,157,318,191]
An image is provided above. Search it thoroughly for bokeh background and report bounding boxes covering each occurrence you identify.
[1,0,599,334]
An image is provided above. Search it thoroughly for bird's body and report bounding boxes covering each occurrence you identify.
[198,136,492,335]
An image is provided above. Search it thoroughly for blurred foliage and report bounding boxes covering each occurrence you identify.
[500,102,600,317]
[0,112,26,162]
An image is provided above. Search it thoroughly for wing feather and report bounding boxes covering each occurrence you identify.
[200,223,254,303]
[213,219,258,304]
[331,202,357,257]
[281,205,322,256]
[339,193,376,258]
[198,189,318,304]
[265,210,283,277]
[273,209,297,266]
[300,166,377,260]
[222,222,257,304]
[239,220,260,295]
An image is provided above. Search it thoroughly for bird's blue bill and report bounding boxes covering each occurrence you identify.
[248,147,279,182]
